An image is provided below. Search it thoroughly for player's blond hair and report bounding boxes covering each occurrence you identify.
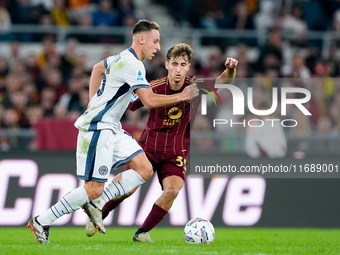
[132,20,160,35]
[166,43,193,62]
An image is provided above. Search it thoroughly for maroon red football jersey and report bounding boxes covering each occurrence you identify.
[129,75,215,155]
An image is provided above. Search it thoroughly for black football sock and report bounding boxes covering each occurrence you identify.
[135,227,147,235]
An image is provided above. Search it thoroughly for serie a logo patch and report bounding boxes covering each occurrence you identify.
[137,70,144,81]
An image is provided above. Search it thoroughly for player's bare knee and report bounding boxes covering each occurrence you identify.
[144,165,153,180]
[163,187,180,200]
[145,160,153,177]
[138,162,153,180]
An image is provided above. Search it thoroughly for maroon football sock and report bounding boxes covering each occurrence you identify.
[102,200,121,219]
[140,203,168,232]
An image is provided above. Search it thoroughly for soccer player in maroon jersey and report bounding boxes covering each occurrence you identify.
[85,43,238,242]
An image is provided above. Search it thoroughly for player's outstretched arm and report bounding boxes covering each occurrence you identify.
[87,60,106,108]
[216,57,238,85]
[135,83,199,109]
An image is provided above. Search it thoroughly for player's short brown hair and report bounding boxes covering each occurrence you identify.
[166,43,193,62]
[132,20,160,35]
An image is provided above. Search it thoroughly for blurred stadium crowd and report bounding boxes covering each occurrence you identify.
[1,0,339,31]
[0,0,139,33]
[0,0,340,151]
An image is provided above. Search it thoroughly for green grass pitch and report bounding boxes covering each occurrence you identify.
[1,227,340,255]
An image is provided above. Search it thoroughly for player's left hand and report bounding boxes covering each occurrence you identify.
[225,57,238,69]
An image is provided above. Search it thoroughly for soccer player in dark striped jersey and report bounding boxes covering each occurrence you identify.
[85,43,238,242]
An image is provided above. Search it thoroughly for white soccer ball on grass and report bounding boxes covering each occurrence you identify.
[184,217,215,244]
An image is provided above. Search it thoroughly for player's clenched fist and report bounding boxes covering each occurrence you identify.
[182,83,199,101]
[225,57,238,69]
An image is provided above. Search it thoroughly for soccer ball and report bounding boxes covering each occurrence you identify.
[184,218,215,244]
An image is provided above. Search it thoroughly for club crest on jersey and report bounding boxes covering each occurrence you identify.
[98,166,108,175]
[137,70,144,81]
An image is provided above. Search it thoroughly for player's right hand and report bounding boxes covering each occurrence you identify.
[183,83,199,101]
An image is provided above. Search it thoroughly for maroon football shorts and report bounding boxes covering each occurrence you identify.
[124,151,188,188]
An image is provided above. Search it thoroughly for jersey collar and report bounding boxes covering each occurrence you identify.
[128,47,139,60]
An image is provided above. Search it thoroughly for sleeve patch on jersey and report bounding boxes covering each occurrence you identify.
[136,70,144,81]
[131,93,139,103]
